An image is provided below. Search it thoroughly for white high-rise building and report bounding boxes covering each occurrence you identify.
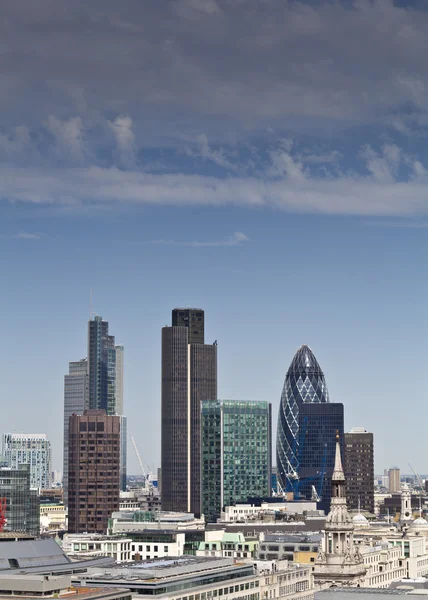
[2,433,52,489]
[115,345,124,416]
[115,345,126,491]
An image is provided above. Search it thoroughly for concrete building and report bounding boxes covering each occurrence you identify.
[344,427,374,514]
[161,308,217,516]
[63,358,88,505]
[109,510,205,534]
[63,533,132,562]
[389,467,401,493]
[40,503,67,533]
[75,555,314,600]
[257,532,321,561]
[0,464,40,535]
[0,573,130,600]
[129,531,186,560]
[68,410,120,534]
[196,530,258,559]
[119,489,161,513]
[2,433,52,490]
[77,557,258,599]
[201,399,272,522]
[220,500,317,522]
[257,560,314,600]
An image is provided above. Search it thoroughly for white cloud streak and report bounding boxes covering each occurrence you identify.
[149,231,249,247]
[1,157,428,217]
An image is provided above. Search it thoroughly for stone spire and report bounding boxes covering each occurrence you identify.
[313,434,366,589]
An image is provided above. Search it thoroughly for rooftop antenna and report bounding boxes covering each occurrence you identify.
[89,288,92,320]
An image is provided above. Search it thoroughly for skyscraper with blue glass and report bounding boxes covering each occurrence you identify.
[88,316,117,414]
[276,345,330,494]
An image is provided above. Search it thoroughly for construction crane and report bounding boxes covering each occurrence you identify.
[408,463,425,495]
[130,435,152,491]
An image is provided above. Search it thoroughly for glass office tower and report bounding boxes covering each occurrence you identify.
[63,358,88,505]
[201,400,272,522]
[0,464,40,535]
[88,316,116,414]
[297,402,344,513]
[2,433,52,489]
[276,345,330,493]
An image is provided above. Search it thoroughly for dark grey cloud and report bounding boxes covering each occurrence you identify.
[1,0,428,138]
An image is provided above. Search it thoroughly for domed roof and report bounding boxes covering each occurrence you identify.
[288,345,324,376]
[353,513,368,527]
[411,517,428,530]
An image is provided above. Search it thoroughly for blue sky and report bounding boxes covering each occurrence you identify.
[0,0,427,476]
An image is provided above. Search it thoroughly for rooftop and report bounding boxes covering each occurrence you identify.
[82,556,251,583]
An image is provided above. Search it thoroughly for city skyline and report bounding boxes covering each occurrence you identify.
[1,0,427,477]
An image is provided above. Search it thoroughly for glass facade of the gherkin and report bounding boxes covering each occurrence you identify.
[276,345,330,493]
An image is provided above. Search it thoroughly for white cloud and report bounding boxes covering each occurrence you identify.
[107,115,135,166]
[149,231,249,247]
[1,154,428,218]
[45,116,85,162]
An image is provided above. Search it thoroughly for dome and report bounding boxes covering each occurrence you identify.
[353,513,368,527]
[411,517,428,530]
[288,345,326,376]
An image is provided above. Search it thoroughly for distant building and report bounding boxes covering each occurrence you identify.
[63,358,88,505]
[276,345,330,494]
[62,533,132,563]
[297,402,344,513]
[0,464,40,535]
[389,467,401,493]
[88,316,117,414]
[2,433,52,490]
[344,427,374,513]
[201,399,272,522]
[161,308,217,515]
[68,410,120,534]
[313,438,366,589]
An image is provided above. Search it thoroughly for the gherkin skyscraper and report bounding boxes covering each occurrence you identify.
[276,345,330,493]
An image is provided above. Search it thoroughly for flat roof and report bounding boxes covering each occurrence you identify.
[82,556,252,583]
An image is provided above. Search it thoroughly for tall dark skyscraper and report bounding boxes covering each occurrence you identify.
[68,410,120,534]
[64,315,127,506]
[161,308,217,515]
[344,427,374,513]
[298,402,344,513]
[172,308,205,344]
[276,345,330,493]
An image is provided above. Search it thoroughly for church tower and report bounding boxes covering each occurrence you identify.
[401,483,413,523]
[313,434,366,589]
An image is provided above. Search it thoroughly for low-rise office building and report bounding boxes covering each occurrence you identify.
[40,503,67,533]
[0,573,130,600]
[63,533,133,563]
[257,532,321,561]
[130,530,186,560]
[76,557,260,600]
[221,501,317,523]
[196,531,258,559]
[109,510,205,534]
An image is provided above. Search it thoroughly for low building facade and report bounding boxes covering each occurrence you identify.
[63,533,132,563]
